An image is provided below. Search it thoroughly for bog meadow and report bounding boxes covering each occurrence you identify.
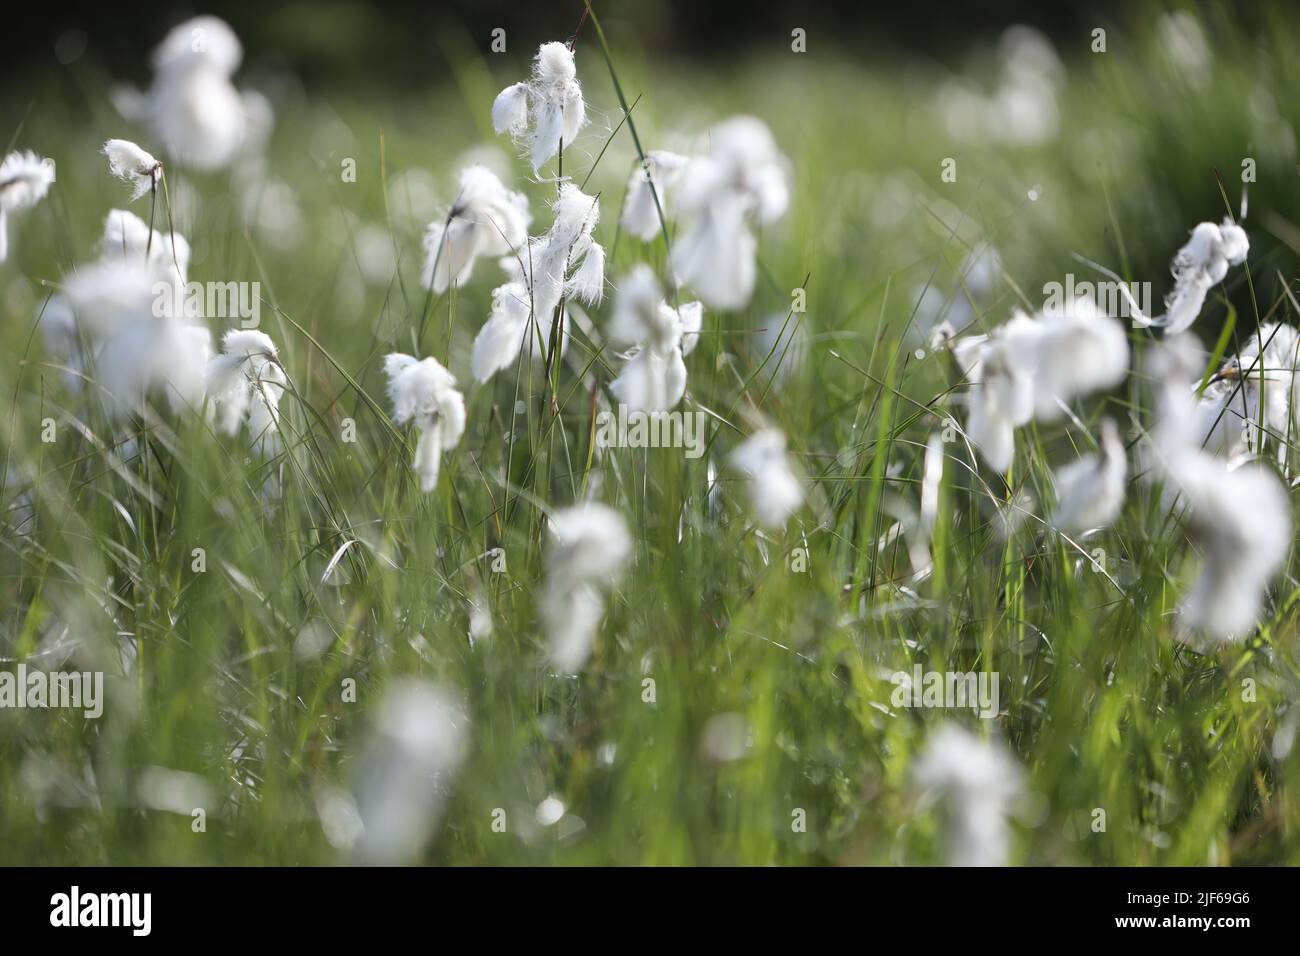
[3,2,1300,865]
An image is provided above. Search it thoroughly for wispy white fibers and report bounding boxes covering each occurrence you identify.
[421,166,531,294]
[383,353,466,492]
[0,150,56,262]
[913,725,1023,867]
[542,504,631,674]
[542,183,606,308]
[115,17,251,171]
[1050,418,1127,532]
[471,184,603,382]
[205,330,287,453]
[1198,323,1300,460]
[1145,335,1292,644]
[953,297,1128,471]
[492,41,587,171]
[607,265,702,412]
[671,117,789,310]
[101,139,162,202]
[621,151,689,241]
[471,279,537,383]
[729,428,804,530]
[1136,218,1250,333]
[351,680,468,865]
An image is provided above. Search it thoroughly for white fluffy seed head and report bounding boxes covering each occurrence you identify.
[0,150,57,212]
[152,16,243,77]
[102,139,162,201]
[913,725,1023,867]
[492,41,587,170]
[351,680,468,865]
[384,353,466,491]
[621,151,689,242]
[421,165,531,294]
[729,428,804,530]
[670,116,788,310]
[547,504,632,585]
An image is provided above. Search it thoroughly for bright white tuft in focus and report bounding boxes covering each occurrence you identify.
[205,329,287,454]
[383,353,466,492]
[492,42,587,172]
[101,139,163,202]
[421,166,530,294]
[1129,218,1250,333]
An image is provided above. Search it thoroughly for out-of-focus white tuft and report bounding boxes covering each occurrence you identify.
[1050,418,1127,532]
[621,150,689,242]
[116,17,253,171]
[671,117,789,311]
[937,26,1064,148]
[383,353,466,492]
[351,680,468,865]
[729,428,804,530]
[953,298,1128,472]
[0,150,57,262]
[1144,334,1292,644]
[542,504,631,674]
[52,212,210,419]
[607,265,702,412]
[99,209,190,281]
[913,724,1023,867]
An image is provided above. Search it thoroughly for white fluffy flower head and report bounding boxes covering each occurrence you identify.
[607,265,702,412]
[421,165,530,294]
[492,41,588,171]
[0,150,56,263]
[205,329,287,452]
[729,428,804,530]
[102,140,163,202]
[542,503,631,674]
[913,725,1023,867]
[670,116,789,310]
[383,353,466,492]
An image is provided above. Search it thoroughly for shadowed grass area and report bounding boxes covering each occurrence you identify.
[2,2,1300,864]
